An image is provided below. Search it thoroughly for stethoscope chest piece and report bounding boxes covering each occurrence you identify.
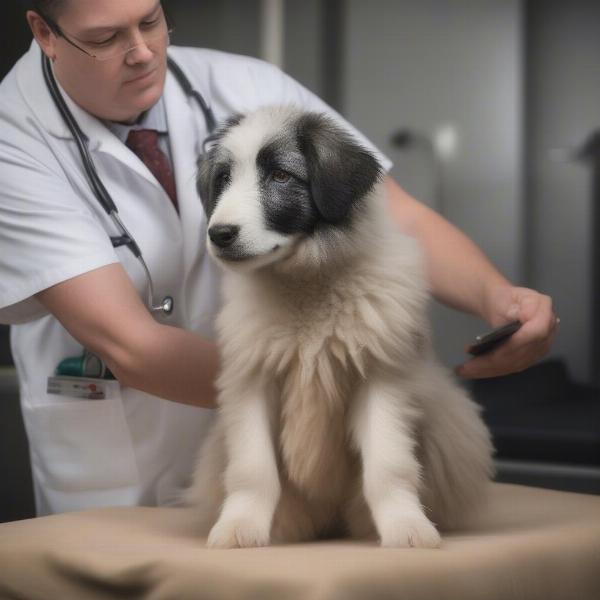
[155,296,174,316]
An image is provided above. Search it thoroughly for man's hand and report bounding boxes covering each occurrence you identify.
[455,285,559,379]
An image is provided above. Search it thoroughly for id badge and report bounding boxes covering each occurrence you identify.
[47,376,120,400]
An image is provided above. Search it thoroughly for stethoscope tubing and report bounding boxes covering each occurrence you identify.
[42,52,216,316]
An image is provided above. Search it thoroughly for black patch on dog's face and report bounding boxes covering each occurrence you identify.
[198,109,383,238]
[295,113,383,224]
[197,114,244,218]
[256,138,318,235]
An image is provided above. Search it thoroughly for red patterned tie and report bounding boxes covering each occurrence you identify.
[126,129,178,211]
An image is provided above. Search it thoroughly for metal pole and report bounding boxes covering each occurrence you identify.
[575,131,600,384]
[260,0,284,68]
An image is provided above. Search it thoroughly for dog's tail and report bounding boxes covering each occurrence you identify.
[416,362,495,531]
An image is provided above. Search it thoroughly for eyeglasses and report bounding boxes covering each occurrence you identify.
[40,6,173,62]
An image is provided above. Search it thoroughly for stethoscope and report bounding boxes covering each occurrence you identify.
[41,53,218,316]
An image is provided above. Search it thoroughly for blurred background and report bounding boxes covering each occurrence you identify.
[1,0,599,522]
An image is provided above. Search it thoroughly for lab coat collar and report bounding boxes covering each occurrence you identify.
[18,41,109,145]
[104,96,169,145]
[17,42,73,140]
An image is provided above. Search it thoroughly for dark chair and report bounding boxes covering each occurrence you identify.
[0,324,36,523]
[470,359,600,494]
[0,366,36,523]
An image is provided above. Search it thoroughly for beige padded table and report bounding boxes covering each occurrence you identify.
[1,483,599,600]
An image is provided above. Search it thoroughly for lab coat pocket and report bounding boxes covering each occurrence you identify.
[24,385,140,495]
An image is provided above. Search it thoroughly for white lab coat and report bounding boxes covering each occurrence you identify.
[0,42,391,515]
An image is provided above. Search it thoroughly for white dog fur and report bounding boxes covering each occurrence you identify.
[184,105,494,549]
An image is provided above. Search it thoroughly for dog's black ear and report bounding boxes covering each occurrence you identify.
[196,114,245,217]
[296,112,382,224]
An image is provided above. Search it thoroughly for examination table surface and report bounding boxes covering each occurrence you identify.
[0,483,599,599]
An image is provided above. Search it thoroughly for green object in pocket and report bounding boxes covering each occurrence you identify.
[55,352,105,378]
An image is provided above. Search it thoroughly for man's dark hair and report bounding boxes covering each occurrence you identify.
[29,0,67,24]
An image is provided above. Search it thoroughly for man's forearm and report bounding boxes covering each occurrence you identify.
[36,263,220,409]
[107,322,220,409]
[384,177,511,323]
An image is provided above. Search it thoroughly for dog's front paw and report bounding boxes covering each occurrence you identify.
[380,513,441,549]
[207,516,271,549]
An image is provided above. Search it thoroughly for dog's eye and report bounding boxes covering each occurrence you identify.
[271,170,291,184]
[214,170,231,194]
[216,171,230,185]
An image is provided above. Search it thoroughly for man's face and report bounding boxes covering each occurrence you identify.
[51,0,169,123]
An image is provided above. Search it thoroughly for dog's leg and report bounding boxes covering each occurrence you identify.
[350,374,441,548]
[207,382,281,549]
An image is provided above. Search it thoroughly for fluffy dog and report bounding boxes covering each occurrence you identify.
[184,105,494,548]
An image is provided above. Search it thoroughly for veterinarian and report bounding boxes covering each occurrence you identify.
[0,0,558,516]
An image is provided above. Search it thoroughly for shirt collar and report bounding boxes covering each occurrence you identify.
[105,96,169,144]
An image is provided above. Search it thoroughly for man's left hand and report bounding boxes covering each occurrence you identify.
[456,286,559,379]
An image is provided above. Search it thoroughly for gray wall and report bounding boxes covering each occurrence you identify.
[526,0,600,383]
[284,0,323,95]
[342,0,525,370]
[168,0,261,57]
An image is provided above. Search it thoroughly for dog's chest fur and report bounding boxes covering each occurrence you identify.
[270,274,366,497]
[216,238,426,499]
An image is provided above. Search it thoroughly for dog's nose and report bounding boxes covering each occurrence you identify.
[208,224,240,248]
